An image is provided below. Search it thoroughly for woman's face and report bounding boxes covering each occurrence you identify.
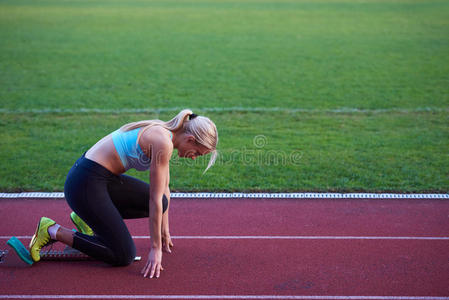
[177,134,210,160]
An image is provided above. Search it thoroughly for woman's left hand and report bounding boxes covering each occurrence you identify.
[162,231,174,253]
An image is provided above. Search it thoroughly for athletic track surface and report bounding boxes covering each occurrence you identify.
[0,194,448,300]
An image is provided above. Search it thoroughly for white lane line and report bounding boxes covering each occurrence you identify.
[1,106,448,114]
[1,235,449,240]
[1,192,448,199]
[0,295,448,299]
[167,236,449,240]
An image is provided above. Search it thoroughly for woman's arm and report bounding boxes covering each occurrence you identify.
[141,131,172,278]
[162,185,174,253]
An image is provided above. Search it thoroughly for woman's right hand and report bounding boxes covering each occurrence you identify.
[141,247,163,278]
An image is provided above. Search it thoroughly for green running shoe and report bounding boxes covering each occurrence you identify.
[29,217,56,262]
[70,212,94,236]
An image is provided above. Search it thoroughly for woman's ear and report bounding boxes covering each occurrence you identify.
[186,135,196,143]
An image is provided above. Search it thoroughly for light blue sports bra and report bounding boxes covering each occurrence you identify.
[111,128,172,172]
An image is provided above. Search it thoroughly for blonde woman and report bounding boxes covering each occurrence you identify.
[28,109,218,279]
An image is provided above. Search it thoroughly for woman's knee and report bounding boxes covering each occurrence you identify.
[104,234,136,266]
[111,243,136,266]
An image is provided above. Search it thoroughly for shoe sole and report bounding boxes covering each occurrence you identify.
[29,220,41,249]
[29,218,42,262]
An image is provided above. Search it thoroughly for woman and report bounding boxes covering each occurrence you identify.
[28,109,218,279]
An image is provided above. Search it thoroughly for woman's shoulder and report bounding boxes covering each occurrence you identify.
[139,126,173,149]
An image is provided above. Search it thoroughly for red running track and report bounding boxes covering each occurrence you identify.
[0,197,448,299]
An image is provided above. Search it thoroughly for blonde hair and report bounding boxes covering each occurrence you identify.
[120,109,218,173]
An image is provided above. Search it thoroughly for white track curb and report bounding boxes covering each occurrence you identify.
[0,192,447,199]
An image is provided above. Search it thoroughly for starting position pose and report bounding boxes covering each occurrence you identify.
[28,109,218,278]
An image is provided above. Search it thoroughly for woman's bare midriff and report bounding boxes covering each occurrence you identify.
[85,135,126,175]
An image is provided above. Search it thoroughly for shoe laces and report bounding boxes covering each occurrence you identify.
[38,229,52,248]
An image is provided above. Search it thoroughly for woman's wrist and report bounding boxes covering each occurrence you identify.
[151,243,162,250]
[151,236,162,249]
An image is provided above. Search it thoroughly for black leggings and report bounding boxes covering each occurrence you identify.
[64,154,167,266]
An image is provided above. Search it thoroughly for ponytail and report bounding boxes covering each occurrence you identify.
[120,109,192,132]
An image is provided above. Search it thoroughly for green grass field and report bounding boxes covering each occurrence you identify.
[0,0,448,192]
